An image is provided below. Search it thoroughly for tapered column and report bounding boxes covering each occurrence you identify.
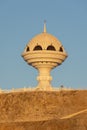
[37,66,52,90]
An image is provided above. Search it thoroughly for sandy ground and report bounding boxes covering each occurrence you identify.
[0,90,87,129]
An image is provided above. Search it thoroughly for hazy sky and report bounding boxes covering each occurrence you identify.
[0,0,87,89]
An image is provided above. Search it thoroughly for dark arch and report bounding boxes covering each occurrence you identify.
[47,45,56,51]
[33,45,42,51]
[59,47,63,52]
[26,46,30,52]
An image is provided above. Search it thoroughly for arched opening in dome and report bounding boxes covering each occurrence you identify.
[26,46,30,52]
[47,45,56,51]
[59,47,63,52]
[33,45,42,51]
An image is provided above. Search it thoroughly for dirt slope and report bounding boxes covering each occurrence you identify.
[0,90,87,129]
[0,111,87,130]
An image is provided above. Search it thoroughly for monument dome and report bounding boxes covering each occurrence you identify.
[24,23,66,53]
[22,23,68,90]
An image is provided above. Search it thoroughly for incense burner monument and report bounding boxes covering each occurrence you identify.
[22,23,68,90]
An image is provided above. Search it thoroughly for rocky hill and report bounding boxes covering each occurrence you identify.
[0,90,87,130]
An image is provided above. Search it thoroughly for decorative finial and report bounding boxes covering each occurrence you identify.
[43,20,46,33]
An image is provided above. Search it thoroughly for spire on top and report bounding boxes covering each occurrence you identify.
[43,20,47,33]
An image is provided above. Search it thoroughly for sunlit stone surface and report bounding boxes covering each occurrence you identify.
[22,23,68,90]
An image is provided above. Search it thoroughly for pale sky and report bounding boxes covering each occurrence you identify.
[0,0,87,89]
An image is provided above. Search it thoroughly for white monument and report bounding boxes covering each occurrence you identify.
[22,23,68,90]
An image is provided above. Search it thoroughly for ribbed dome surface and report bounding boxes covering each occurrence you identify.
[25,32,65,52]
[29,32,61,45]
